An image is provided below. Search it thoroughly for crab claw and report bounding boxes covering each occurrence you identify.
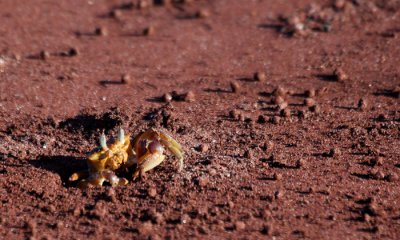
[132,129,184,179]
[157,131,184,171]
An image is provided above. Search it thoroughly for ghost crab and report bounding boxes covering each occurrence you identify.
[69,128,184,188]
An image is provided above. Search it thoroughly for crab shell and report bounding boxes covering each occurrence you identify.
[87,134,132,173]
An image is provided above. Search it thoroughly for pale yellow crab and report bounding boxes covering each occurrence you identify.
[132,128,184,179]
[69,128,184,188]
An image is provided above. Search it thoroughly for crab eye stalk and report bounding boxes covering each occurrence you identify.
[118,128,125,143]
[100,133,108,150]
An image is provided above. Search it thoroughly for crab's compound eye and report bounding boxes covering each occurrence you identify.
[148,141,164,154]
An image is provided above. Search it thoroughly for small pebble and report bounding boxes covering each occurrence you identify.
[110,9,122,18]
[333,0,346,10]
[234,221,246,231]
[148,187,157,198]
[68,47,79,57]
[327,214,336,221]
[73,207,81,217]
[244,149,253,159]
[230,81,240,93]
[47,205,56,213]
[121,74,131,84]
[280,108,291,118]
[153,212,164,224]
[26,220,37,235]
[273,86,286,97]
[229,109,240,119]
[363,213,372,223]
[273,96,285,105]
[309,105,320,113]
[305,89,316,98]
[370,156,384,166]
[107,188,117,202]
[254,71,267,82]
[13,53,21,61]
[181,214,191,224]
[358,98,367,111]
[40,50,50,60]
[196,9,210,18]
[184,91,195,102]
[387,173,399,182]
[277,101,288,111]
[273,173,282,181]
[367,203,379,216]
[95,27,108,36]
[207,167,217,176]
[198,144,209,153]
[271,116,281,124]
[137,0,152,9]
[197,226,209,235]
[93,203,107,218]
[261,224,272,236]
[56,221,64,229]
[138,221,153,235]
[163,93,173,102]
[238,113,245,122]
[334,68,348,82]
[197,176,209,187]
[143,26,155,36]
[304,98,316,107]
[257,115,267,124]
[373,170,385,180]
[316,87,328,96]
[296,159,305,168]
[329,148,341,157]
[263,141,274,153]
[274,190,284,199]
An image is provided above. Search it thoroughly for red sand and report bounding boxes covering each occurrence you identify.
[1,0,399,239]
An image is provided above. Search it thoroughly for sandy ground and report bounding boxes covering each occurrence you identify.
[0,0,400,239]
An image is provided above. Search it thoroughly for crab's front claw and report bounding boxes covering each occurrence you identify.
[157,130,184,171]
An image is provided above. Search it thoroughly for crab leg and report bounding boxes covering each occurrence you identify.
[77,174,106,188]
[69,171,89,182]
[159,138,184,171]
[121,155,136,170]
[102,170,128,186]
[133,152,165,179]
